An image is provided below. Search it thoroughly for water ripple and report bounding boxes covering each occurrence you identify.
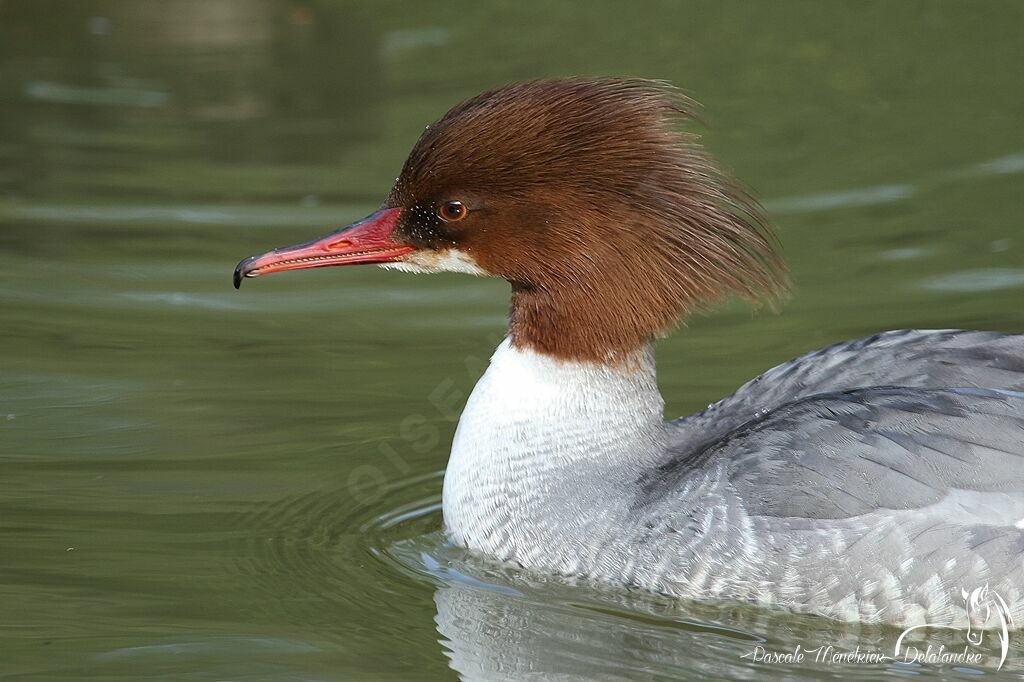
[921,268,1024,293]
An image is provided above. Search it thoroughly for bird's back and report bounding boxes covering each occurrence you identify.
[643,330,1024,626]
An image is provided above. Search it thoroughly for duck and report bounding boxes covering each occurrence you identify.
[234,78,1024,628]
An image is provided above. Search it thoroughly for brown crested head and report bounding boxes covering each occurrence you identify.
[385,78,787,363]
[235,78,787,363]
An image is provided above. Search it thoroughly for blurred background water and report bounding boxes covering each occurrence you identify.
[2,1,1023,679]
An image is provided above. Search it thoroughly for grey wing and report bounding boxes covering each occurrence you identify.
[640,387,1024,624]
[663,387,1024,518]
[669,329,1024,453]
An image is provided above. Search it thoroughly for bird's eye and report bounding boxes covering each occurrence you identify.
[438,200,468,223]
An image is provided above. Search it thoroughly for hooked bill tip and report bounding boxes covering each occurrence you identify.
[233,256,254,290]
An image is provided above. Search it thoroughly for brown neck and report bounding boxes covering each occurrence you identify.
[507,283,662,364]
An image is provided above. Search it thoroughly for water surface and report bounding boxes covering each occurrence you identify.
[3,1,1024,679]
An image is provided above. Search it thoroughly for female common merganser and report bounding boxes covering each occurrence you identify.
[234,78,1024,628]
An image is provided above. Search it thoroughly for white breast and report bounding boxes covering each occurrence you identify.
[442,338,667,565]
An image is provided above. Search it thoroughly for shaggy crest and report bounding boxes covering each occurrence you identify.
[386,78,788,362]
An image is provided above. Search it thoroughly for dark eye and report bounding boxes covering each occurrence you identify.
[438,200,468,222]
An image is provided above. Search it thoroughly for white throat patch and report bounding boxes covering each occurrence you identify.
[381,249,488,275]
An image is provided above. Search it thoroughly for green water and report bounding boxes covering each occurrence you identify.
[2,1,1024,679]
